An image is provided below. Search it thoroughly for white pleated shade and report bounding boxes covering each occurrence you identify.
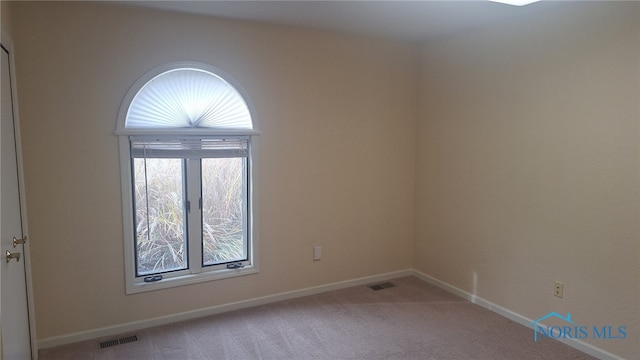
[126,68,252,130]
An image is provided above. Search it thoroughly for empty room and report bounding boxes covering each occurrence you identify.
[1,1,638,359]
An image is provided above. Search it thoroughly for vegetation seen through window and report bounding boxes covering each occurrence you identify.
[134,158,245,275]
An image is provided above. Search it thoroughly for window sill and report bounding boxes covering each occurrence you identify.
[126,266,258,295]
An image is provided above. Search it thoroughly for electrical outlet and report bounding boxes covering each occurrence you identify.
[554,281,564,298]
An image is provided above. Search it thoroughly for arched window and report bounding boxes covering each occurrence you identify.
[117,63,258,294]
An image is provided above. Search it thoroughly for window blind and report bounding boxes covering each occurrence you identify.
[125,68,253,130]
[130,136,249,159]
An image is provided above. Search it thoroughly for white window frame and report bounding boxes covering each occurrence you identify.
[116,62,259,294]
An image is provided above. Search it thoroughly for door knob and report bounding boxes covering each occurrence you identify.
[13,236,27,247]
[5,250,21,263]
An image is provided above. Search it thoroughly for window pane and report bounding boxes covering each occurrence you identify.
[134,158,187,275]
[202,158,246,265]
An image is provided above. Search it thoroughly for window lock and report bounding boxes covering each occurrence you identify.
[143,275,163,283]
[226,262,245,269]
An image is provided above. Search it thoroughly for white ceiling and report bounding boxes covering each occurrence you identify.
[126,1,568,42]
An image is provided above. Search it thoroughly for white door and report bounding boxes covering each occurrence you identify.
[1,43,32,359]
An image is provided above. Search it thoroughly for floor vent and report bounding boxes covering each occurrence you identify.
[369,282,395,291]
[99,335,138,349]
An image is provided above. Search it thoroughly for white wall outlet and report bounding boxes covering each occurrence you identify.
[313,245,322,261]
[554,281,564,298]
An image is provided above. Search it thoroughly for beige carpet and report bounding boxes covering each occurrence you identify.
[39,276,596,359]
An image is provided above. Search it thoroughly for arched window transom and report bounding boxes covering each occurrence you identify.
[125,67,252,130]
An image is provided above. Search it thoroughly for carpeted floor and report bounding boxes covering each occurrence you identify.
[39,276,596,359]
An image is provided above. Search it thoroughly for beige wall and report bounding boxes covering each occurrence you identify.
[1,1,13,39]
[10,2,417,339]
[416,2,639,358]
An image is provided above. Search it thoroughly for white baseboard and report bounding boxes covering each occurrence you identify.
[38,268,624,360]
[412,270,625,360]
[37,269,413,350]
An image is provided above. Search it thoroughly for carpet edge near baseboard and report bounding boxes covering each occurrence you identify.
[38,268,624,360]
[37,269,413,350]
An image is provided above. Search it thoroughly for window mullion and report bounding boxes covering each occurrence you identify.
[187,159,203,274]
